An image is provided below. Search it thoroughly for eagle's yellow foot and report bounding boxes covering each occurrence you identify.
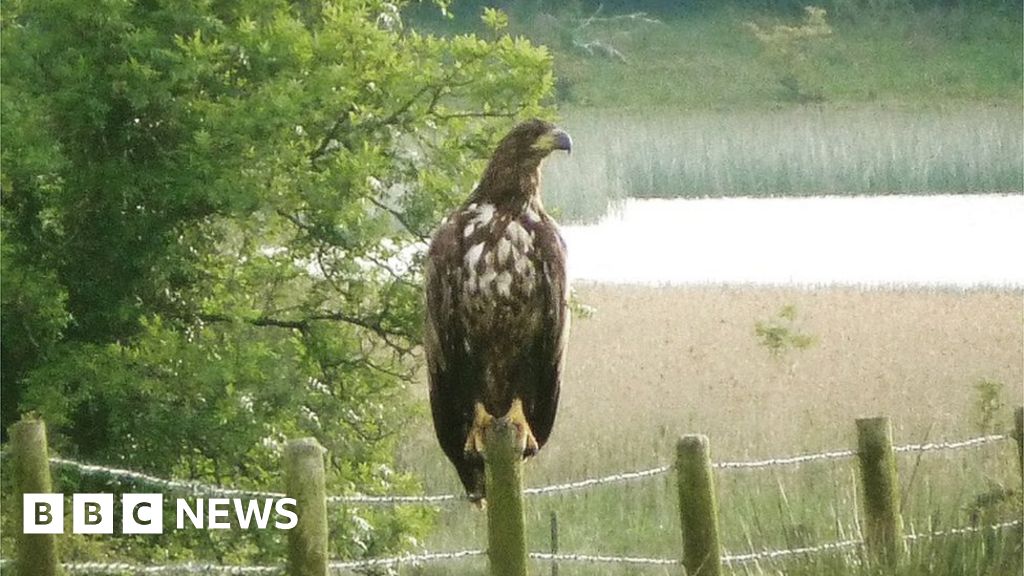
[505,398,540,458]
[463,402,493,457]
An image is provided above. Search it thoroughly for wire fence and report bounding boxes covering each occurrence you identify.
[48,433,1010,505]
[49,457,287,500]
[5,431,1013,574]
[2,521,1019,574]
[13,431,1010,573]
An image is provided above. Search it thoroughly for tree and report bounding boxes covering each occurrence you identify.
[1,0,553,562]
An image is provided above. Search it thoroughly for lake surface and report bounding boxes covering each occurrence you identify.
[559,194,1024,287]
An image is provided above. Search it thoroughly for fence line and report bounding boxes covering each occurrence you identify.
[904,519,1023,541]
[0,560,282,575]
[528,551,678,566]
[714,448,856,470]
[46,433,1010,505]
[894,434,1008,454]
[50,457,287,499]
[329,549,485,569]
[524,464,672,495]
[722,538,862,565]
[326,492,459,505]
[2,520,1017,574]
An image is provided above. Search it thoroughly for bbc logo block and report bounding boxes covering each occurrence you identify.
[23,493,295,534]
[72,493,114,534]
[123,494,163,534]
[23,494,63,534]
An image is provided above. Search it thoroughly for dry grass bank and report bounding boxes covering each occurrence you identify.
[405,283,1022,491]
[400,284,1022,575]
[546,284,1022,474]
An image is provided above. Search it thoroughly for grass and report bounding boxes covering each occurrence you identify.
[548,6,1022,110]
[395,285,1023,575]
[542,105,1024,223]
[409,5,1023,110]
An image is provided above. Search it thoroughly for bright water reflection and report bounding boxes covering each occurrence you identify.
[560,194,1024,287]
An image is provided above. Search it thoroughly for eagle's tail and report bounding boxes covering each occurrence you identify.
[456,454,486,506]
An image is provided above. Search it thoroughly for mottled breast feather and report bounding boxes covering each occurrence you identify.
[424,197,569,491]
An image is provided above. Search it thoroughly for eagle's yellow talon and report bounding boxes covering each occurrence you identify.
[505,398,539,458]
[464,402,494,457]
[464,399,539,458]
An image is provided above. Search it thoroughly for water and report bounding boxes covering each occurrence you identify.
[560,194,1024,287]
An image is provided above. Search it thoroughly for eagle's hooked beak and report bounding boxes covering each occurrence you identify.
[533,127,573,155]
[551,128,573,154]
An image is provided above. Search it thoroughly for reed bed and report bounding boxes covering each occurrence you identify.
[544,106,1023,223]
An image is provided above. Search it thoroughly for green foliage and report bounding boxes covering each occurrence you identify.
[423,4,1022,110]
[963,379,1019,545]
[481,7,509,32]
[568,289,596,320]
[1,0,553,563]
[755,304,815,359]
[745,6,834,102]
[971,378,1006,435]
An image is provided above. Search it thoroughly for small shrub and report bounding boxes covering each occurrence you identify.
[971,378,1006,435]
[754,304,815,359]
[569,288,596,320]
[745,6,833,103]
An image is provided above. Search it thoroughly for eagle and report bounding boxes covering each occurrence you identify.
[424,119,573,503]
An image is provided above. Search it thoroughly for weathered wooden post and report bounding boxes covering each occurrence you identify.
[484,418,528,576]
[855,417,905,565]
[285,438,328,576]
[675,434,722,576]
[1014,406,1023,478]
[11,417,61,576]
[550,510,559,576]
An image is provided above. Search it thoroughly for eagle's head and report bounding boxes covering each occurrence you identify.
[476,119,572,201]
[490,119,572,172]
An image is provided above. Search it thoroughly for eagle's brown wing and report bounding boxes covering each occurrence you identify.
[525,217,570,449]
[423,214,484,497]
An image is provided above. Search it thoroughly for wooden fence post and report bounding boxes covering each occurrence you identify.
[484,418,528,576]
[1014,406,1023,478]
[855,416,904,565]
[285,438,328,576]
[11,417,61,576]
[675,434,722,576]
[550,510,559,576]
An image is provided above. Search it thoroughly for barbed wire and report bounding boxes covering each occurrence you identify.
[326,492,459,505]
[905,519,1022,541]
[50,457,287,499]
[727,538,865,566]
[525,464,672,495]
[715,448,857,470]
[0,520,1018,573]
[329,549,484,569]
[530,551,678,565]
[42,560,280,575]
[523,519,1024,568]
[0,551,489,575]
[894,434,1007,454]
[43,433,1011,505]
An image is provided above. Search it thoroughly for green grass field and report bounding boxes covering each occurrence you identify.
[410,4,1023,111]
[543,105,1023,223]
[396,285,1023,575]
[547,6,1022,110]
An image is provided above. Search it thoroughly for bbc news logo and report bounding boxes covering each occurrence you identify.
[24,494,298,534]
